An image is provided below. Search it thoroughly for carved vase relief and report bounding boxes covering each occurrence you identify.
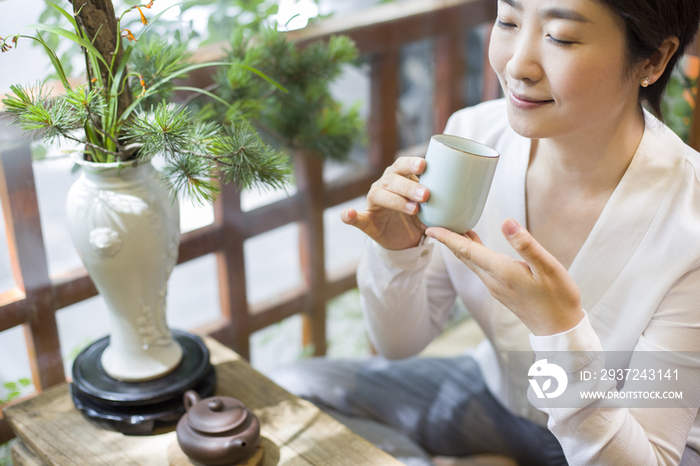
[66,156,182,382]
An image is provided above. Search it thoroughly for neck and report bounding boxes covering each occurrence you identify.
[529,103,646,194]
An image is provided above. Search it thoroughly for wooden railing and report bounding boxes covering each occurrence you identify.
[0,0,498,444]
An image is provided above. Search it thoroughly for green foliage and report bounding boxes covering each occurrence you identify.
[0,378,33,404]
[31,0,200,82]
[128,35,193,109]
[660,63,698,143]
[3,83,82,144]
[30,0,327,83]
[63,86,107,124]
[0,439,14,466]
[124,102,291,203]
[127,102,192,159]
[214,27,363,161]
[2,1,295,202]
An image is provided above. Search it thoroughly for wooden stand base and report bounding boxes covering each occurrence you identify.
[71,331,216,435]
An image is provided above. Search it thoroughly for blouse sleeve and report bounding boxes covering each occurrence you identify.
[356,236,458,359]
[355,103,500,359]
[529,266,700,465]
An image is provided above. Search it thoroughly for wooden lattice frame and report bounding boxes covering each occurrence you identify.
[0,0,497,444]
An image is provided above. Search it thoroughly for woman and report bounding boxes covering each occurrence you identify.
[273,0,700,464]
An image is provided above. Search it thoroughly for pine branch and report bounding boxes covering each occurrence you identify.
[213,26,363,162]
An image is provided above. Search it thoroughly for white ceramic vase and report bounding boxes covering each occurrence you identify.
[66,155,183,382]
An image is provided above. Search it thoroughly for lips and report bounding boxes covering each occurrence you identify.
[509,91,554,109]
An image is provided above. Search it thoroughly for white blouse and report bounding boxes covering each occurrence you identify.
[357,99,700,465]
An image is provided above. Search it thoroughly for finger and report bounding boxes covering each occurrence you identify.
[501,219,560,275]
[341,208,372,231]
[425,227,502,273]
[390,156,427,177]
[370,184,422,214]
[466,230,484,245]
[379,172,429,203]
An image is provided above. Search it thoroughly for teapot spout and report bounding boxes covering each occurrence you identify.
[225,438,248,450]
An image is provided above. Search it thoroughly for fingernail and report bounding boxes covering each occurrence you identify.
[504,218,519,237]
[405,201,418,213]
[413,158,422,170]
[414,188,426,200]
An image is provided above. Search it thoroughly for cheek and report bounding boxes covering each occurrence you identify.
[487,31,508,79]
[550,55,627,106]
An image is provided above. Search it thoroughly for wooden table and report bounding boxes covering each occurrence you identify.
[3,337,403,466]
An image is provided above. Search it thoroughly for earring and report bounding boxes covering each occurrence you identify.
[640,77,651,88]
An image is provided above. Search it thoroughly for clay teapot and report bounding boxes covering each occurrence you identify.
[176,390,261,465]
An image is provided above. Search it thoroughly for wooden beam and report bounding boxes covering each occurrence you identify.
[295,152,327,356]
[480,24,502,102]
[0,135,63,391]
[325,263,359,301]
[0,289,26,333]
[369,49,401,171]
[0,416,14,445]
[178,223,225,263]
[323,166,381,208]
[214,184,251,359]
[0,139,427,334]
[241,195,303,238]
[198,266,357,341]
[434,31,467,133]
[250,286,308,333]
[288,0,494,55]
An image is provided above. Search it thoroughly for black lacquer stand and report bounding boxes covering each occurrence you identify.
[70,330,216,435]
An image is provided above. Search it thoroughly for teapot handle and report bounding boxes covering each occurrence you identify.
[183,390,201,412]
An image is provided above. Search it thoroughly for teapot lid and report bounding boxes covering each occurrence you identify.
[187,396,249,434]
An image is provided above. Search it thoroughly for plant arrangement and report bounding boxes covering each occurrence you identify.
[0,0,292,203]
[33,0,284,73]
[211,27,362,162]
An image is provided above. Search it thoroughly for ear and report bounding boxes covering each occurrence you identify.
[639,36,680,85]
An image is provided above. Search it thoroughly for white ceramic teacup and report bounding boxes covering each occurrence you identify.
[417,134,499,233]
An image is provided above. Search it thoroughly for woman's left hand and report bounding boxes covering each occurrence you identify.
[426,219,584,336]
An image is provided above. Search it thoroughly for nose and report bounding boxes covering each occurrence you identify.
[505,30,543,84]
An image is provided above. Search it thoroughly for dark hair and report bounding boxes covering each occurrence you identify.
[598,0,700,118]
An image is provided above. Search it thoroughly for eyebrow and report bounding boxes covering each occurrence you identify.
[499,0,592,23]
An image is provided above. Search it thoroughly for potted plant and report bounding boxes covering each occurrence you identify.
[0,0,293,383]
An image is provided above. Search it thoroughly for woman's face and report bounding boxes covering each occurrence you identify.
[488,0,642,140]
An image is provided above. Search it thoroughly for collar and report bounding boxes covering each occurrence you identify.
[504,111,686,312]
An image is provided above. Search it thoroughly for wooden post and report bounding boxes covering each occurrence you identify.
[369,50,401,170]
[0,416,14,445]
[480,24,501,102]
[295,151,327,356]
[434,31,467,133]
[214,183,251,359]
[0,138,64,390]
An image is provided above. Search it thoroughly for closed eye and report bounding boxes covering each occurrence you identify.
[546,35,576,46]
[496,19,517,29]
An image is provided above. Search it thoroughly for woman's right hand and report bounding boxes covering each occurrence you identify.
[341,156,430,250]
